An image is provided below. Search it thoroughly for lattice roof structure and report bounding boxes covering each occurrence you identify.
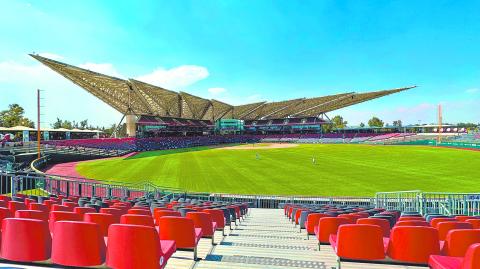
[31,54,415,121]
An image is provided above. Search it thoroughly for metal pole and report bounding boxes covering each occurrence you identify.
[37,89,41,159]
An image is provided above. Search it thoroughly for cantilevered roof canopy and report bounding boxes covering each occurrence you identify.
[31,54,415,120]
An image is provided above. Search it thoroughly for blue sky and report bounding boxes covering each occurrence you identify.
[1,0,479,128]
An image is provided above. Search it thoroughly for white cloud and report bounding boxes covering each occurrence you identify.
[466,88,479,94]
[136,65,209,89]
[79,63,122,78]
[247,94,262,102]
[207,87,226,95]
[38,52,64,61]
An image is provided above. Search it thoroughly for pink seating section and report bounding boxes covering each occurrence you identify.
[284,203,480,267]
[0,194,249,267]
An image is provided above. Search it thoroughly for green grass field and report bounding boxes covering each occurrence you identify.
[76,144,480,197]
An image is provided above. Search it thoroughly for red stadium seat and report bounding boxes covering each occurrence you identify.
[15,209,48,221]
[52,221,106,267]
[74,206,97,217]
[204,209,226,235]
[186,212,218,244]
[128,208,151,216]
[83,213,116,236]
[431,218,457,228]
[120,214,155,227]
[315,217,351,248]
[100,207,123,222]
[107,224,176,269]
[51,204,71,212]
[49,211,81,232]
[158,216,202,260]
[8,201,26,214]
[330,224,387,265]
[305,213,330,238]
[399,216,426,221]
[29,203,48,212]
[357,218,390,237]
[466,219,480,229]
[437,222,473,240]
[154,210,181,225]
[1,218,51,262]
[395,220,430,227]
[43,200,59,211]
[0,207,12,221]
[387,226,440,264]
[429,243,480,269]
[442,229,480,257]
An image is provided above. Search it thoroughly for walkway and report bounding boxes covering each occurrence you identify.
[167,208,424,269]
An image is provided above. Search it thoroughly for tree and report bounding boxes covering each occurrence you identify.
[368,116,384,127]
[393,120,403,127]
[51,118,73,129]
[331,115,347,129]
[359,122,365,128]
[0,104,34,128]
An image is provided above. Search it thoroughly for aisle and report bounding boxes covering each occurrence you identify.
[187,208,424,269]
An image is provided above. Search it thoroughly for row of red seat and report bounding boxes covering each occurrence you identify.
[0,194,249,268]
[284,204,480,268]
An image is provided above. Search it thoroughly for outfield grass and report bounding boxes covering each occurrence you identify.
[76,144,480,197]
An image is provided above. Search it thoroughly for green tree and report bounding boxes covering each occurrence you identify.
[359,122,365,128]
[393,120,402,127]
[368,116,384,127]
[331,115,347,129]
[0,104,34,128]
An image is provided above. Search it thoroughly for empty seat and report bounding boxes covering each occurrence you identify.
[395,220,430,227]
[1,218,51,262]
[186,212,217,244]
[120,214,155,227]
[204,209,226,235]
[429,243,480,269]
[8,201,26,214]
[74,206,97,217]
[128,208,151,216]
[370,215,395,227]
[29,203,48,212]
[431,217,457,228]
[100,207,123,222]
[84,213,116,236]
[52,221,106,267]
[305,213,330,238]
[315,217,351,248]
[437,222,473,240]
[330,224,386,266]
[442,229,480,257]
[399,216,426,222]
[158,217,202,260]
[107,224,176,269]
[466,219,480,229]
[357,218,390,237]
[154,210,181,225]
[387,226,440,264]
[0,207,12,221]
[15,210,48,221]
[49,211,81,232]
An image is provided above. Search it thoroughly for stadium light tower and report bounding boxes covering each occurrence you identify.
[37,89,41,159]
[437,104,443,143]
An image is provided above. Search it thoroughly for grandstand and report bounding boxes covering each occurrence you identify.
[31,54,415,137]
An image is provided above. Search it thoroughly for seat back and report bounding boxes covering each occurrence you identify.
[1,218,51,262]
[49,211,81,232]
[443,229,480,257]
[15,210,48,221]
[51,204,71,212]
[159,217,196,249]
[437,222,473,240]
[0,207,12,221]
[186,212,214,236]
[74,207,97,217]
[306,213,330,234]
[395,220,429,227]
[466,219,480,229]
[8,201,26,214]
[336,224,385,260]
[84,213,116,236]
[128,208,151,216]
[107,224,165,269]
[52,221,106,267]
[357,218,390,237]
[317,217,350,243]
[431,217,456,228]
[462,243,480,269]
[387,226,439,263]
[99,208,123,222]
[154,210,181,224]
[120,214,155,227]
[399,216,425,222]
[204,209,225,229]
[29,203,48,212]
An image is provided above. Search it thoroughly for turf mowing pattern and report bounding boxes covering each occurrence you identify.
[76,144,480,197]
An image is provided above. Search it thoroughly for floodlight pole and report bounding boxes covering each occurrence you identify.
[437,104,443,144]
[37,89,41,159]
